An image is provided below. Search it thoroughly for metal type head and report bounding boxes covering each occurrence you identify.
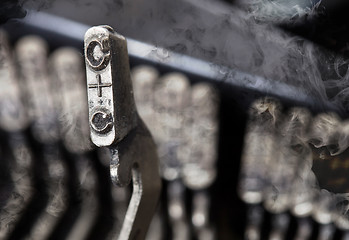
[131,65,159,136]
[154,73,191,181]
[264,107,311,214]
[131,65,158,109]
[15,35,59,143]
[50,47,92,153]
[182,82,219,190]
[238,97,282,204]
[0,30,28,132]
[84,26,137,147]
[84,25,161,240]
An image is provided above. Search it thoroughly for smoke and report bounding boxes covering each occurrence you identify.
[0,0,26,24]
[308,113,341,149]
[240,97,349,227]
[6,0,349,114]
[237,0,322,23]
[125,0,339,112]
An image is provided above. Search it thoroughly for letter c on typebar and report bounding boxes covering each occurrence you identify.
[84,26,137,147]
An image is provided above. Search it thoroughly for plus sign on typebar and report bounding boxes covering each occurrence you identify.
[88,74,111,97]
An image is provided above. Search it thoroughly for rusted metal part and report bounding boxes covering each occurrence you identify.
[85,25,161,240]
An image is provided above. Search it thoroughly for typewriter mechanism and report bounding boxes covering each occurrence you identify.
[2,0,349,239]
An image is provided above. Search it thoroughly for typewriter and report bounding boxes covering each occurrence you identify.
[1,0,349,239]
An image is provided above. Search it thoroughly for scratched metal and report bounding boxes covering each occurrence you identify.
[85,26,137,147]
[85,26,161,240]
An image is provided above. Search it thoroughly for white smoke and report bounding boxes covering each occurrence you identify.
[237,0,322,23]
[13,0,349,113]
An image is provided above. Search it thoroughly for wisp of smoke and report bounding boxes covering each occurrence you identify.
[238,0,322,23]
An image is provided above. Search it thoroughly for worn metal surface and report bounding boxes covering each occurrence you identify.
[85,26,161,240]
[85,26,137,147]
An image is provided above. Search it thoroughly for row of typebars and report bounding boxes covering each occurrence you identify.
[240,97,349,240]
[0,29,218,240]
[2,28,349,240]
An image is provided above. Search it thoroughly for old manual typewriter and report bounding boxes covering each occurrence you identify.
[2,0,349,239]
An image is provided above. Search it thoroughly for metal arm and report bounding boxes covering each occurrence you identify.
[84,25,161,240]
